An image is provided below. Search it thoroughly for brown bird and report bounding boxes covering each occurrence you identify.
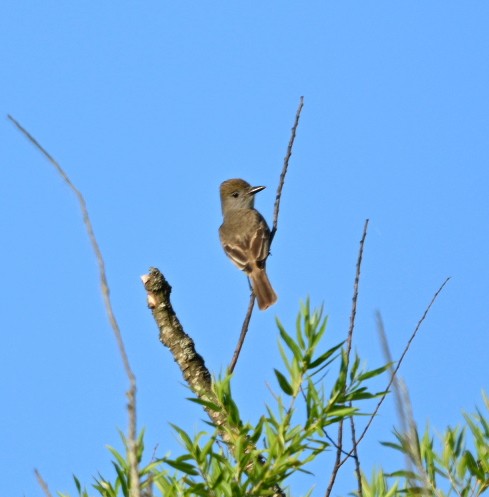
[219,178,277,310]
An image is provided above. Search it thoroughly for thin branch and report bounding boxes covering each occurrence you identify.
[325,219,369,497]
[323,431,350,455]
[270,95,304,243]
[346,219,369,355]
[9,115,141,497]
[324,421,345,497]
[350,416,364,497]
[228,293,255,374]
[35,469,53,497]
[337,276,451,470]
[228,96,304,373]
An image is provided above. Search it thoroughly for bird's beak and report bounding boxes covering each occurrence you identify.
[249,185,266,196]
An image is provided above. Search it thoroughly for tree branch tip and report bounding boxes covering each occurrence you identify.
[142,267,172,309]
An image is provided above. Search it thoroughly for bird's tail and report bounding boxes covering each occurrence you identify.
[250,268,278,310]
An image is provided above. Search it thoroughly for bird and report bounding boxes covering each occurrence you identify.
[219,178,277,310]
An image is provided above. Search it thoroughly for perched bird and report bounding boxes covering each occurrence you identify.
[219,178,277,310]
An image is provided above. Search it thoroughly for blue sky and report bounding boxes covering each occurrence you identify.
[1,2,488,496]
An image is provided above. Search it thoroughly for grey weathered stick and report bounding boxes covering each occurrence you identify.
[8,115,141,497]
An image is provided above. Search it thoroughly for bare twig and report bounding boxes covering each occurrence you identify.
[35,469,53,497]
[228,96,304,373]
[270,95,304,243]
[325,421,345,497]
[350,416,364,497]
[337,276,451,470]
[348,220,369,497]
[9,115,141,497]
[228,293,255,374]
[346,219,369,355]
[325,219,369,497]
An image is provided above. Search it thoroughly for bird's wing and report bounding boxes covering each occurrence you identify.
[219,210,270,273]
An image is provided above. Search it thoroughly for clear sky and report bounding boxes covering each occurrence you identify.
[1,2,488,497]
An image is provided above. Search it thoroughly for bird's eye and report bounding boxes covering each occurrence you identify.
[232,191,239,198]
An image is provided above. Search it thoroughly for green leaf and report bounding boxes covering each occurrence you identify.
[356,364,391,381]
[274,369,294,396]
[325,406,357,418]
[169,424,196,452]
[387,470,419,480]
[106,445,127,470]
[349,354,361,381]
[187,397,222,413]
[384,481,400,497]
[310,314,328,350]
[381,441,403,451]
[164,458,199,476]
[211,470,225,490]
[249,416,265,444]
[295,312,305,349]
[464,450,483,478]
[278,340,292,374]
[308,342,343,370]
[278,322,302,362]
[112,461,128,497]
[73,475,82,493]
[200,435,217,460]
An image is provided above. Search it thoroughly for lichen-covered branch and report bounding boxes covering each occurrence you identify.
[142,267,285,497]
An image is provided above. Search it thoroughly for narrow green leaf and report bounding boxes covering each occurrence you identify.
[325,406,357,418]
[381,441,403,451]
[274,369,293,396]
[112,461,128,497]
[106,445,127,470]
[356,364,391,381]
[250,416,265,444]
[278,340,292,374]
[310,316,328,349]
[349,354,361,381]
[387,470,420,480]
[73,475,81,493]
[186,397,222,413]
[279,324,302,362]
[384,482,399,497]
[308,342,343,369]
[164,459,199,476]
[295,312,305,349]
[464,450,483,478]
[211,471,225,490]
[200,435,217,460]
[169,424,196,452]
